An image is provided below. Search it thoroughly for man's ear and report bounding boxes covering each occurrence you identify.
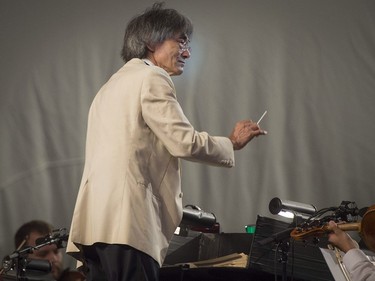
[146,44,155,53]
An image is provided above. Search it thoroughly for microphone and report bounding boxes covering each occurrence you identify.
[35,230,69,248]
[35,234,53,246]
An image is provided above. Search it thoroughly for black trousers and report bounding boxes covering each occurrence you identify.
[81,243,160,281]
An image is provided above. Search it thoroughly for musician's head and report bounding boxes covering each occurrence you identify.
[14,220,63,280]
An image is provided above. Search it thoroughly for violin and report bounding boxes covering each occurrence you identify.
[290,205,375,252]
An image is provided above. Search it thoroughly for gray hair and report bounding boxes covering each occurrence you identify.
[121,2,193,62]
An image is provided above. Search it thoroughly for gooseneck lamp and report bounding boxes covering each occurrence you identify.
[269,197,317,219]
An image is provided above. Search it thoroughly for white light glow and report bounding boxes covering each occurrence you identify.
[278,210,295,219]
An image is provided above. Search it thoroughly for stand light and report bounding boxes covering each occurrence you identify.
[269,197,317,220]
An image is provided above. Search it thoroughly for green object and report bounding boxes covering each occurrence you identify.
[245,224,256,234]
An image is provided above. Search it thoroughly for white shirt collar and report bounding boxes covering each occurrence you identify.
[142,59,154,66]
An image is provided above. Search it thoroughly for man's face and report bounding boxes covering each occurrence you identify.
[26,231,63,280]
[149,34,191,76]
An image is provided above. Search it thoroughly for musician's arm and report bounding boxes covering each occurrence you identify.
[343,248,375,281]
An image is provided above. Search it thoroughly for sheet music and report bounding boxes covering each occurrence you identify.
[320,248,349,281]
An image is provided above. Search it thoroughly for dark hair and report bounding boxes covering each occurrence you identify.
[121,2,193,62]
[14,220,53,248]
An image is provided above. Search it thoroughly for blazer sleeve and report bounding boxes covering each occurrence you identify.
[140,67,234,167]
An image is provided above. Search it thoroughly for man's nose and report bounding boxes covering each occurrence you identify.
[181,49,191,58]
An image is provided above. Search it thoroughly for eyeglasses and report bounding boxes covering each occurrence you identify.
[176,38,191,53]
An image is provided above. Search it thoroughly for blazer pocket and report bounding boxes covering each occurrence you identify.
[136,181,162,219]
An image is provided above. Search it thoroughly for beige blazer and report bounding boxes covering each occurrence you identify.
[66,58,235,266]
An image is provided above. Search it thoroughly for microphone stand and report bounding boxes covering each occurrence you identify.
[4,242,52,281]
[257,227,295,281]
[278,240,290,281]
[2,231,68,281]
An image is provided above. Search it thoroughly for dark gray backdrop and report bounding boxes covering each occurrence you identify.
[1,0,375,264]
